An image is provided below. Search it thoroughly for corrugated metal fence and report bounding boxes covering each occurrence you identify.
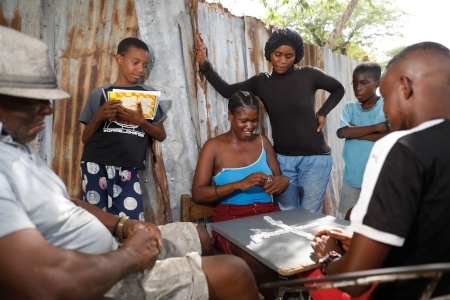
[0,0,360,224]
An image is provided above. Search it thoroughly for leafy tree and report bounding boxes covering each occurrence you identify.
[261,0,341,17]
[261,0,408,61]
[378,45,407,68]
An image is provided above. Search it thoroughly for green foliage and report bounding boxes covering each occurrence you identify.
[377,45,407,68]
[261,0,408,62]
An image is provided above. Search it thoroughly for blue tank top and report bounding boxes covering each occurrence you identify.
[213,135,273,205]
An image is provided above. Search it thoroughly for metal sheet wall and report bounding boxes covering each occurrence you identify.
[133,0,200,223]
[51,0,141,200]
[0,0,361,222]
[323,49,361,216]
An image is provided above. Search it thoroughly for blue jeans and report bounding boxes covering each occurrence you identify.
[274,154,332,212]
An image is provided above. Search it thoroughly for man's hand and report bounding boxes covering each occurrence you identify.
[120,229,160,271]
[316,114,326,132]
[311,234,344,260]
[314,228,353,252]
[311,227,353,260]
[124,219,162,250]
[262,175,289,195]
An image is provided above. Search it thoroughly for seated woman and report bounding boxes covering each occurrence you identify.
[192,90,289,298]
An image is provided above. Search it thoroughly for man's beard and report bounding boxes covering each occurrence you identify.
[2,122,35,144]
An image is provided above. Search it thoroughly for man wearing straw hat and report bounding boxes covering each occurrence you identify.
[0,25,259,300]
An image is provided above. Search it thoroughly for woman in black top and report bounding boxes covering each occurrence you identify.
[194,28,345,212]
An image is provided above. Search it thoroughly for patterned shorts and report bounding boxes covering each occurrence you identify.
[81,161,144,220]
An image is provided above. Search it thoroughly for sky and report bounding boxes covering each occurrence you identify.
[206,0,450,58]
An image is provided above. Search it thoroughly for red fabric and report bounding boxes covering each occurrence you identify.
[211,202,279,254]
[297,269,377,300]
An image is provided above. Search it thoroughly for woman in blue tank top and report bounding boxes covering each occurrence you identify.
[192,91,289,297]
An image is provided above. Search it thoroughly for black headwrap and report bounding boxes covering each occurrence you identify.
[264,28,304,64]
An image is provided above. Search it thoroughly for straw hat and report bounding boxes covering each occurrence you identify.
[0,26,69,100]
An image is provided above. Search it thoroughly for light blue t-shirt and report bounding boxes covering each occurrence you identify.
[337,98,387,188]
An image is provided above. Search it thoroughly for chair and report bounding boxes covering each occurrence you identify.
[260,263,450,300]
[180,194,225,255]
[180,194,215,224]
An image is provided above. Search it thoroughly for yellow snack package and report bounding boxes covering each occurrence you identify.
[108,89,161,119]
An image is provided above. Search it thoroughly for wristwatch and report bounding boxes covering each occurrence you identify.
[116,216,130,243]
[319,250,342,275]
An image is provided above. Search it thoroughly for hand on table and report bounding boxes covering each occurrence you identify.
[262,175,289,195]
[313,227,353,251]
[311,228,352,259]
[311,234,343,260]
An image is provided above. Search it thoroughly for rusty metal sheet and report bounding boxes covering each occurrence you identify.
[51,0,140,201]
[196,1,249,144]
[134,0,204,223]
[242,16,272,139]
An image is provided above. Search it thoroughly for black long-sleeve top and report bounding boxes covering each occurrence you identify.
[200,61,345,156]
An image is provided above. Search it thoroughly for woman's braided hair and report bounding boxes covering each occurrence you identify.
[228,91,260,114]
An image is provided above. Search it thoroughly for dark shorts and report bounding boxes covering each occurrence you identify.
[81,161,144,220]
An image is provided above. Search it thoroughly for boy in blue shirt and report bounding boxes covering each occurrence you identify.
[79,37,167,220]
[336,62,389,219]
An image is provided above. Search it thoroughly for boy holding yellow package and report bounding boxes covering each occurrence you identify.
[78,37,166,220]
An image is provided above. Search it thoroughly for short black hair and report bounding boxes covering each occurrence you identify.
[228,91,260,114]
[353,61,381,81]
[386,42,450,70]
[117,37,149,56]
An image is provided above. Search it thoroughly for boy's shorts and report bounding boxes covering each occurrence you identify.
[81,162,144,220]
[105,222,208,300]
